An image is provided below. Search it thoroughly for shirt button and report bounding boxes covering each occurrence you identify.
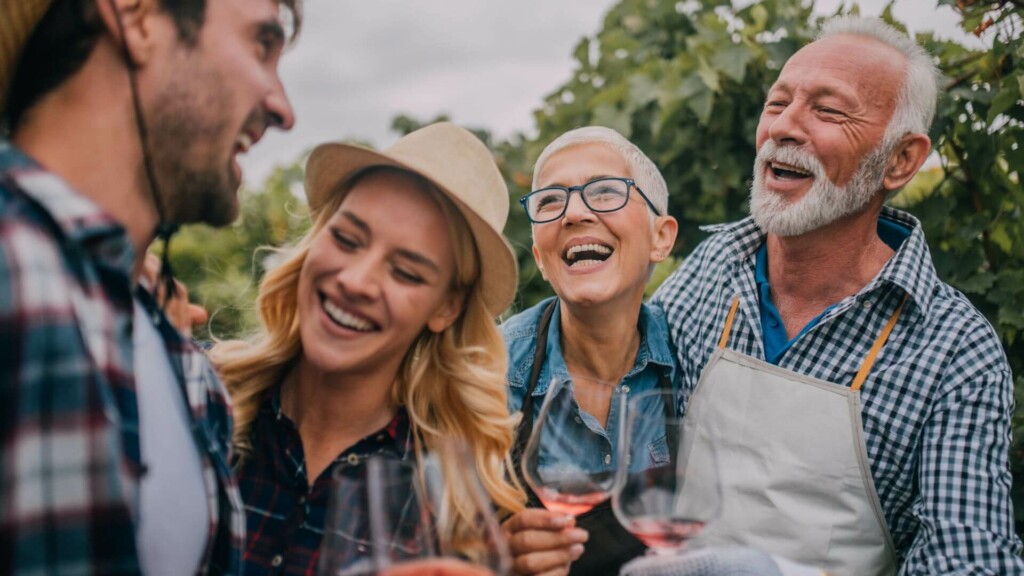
[621,385,630,394]
[271,554,283,567]
[574,416,583,424]
[604,454,611,465]
[347,454,360,465]
[863,300,874,309]
[769,318,779,328]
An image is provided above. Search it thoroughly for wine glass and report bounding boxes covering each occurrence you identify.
[521,377,626,516]
[612,389,720,554]
[420,438,513,575]
[318,456,435,576]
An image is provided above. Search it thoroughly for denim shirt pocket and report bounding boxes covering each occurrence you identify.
[647,435,670,466]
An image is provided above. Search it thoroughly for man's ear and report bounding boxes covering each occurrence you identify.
[650,215,678,263]
[94,0,163,68]
[531,243,549,282]
[426,291,466,334]
[882,133,931,193]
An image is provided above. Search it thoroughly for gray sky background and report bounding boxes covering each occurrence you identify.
[238,0,984,188]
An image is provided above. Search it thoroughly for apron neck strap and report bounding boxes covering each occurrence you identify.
[718,297,741,350]
[851,292,909,391]
[717,293,910,391]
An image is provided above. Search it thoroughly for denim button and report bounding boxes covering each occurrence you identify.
[604,454,611,465]
[271,555,283,567]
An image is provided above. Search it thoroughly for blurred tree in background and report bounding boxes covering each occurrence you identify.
[168,0,1023,528]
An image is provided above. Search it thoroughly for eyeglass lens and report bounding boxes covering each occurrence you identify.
[527,179,630,221]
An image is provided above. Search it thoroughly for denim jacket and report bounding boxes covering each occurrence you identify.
[501,297,680,476]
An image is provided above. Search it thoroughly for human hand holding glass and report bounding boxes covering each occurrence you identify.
[612,389,721,555]
[521,377,623,517]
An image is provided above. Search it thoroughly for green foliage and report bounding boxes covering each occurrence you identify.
[162,160,311,340]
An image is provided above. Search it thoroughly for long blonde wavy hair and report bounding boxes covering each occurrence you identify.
[211,166,525,541]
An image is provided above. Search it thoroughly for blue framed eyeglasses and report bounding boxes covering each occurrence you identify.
[519,177,660,224]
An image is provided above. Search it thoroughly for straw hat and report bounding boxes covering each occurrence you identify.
[305,122,518,316]
[0,0,51,115]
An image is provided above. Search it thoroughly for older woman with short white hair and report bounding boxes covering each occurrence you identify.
[502,127,679,576]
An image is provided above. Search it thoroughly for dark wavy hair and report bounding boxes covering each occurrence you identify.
[5,0,302,130]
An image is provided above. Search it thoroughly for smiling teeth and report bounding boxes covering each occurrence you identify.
[237,134,253,153]
[771,162,811,176]
[566,244,611,260]
[322,298,374,332]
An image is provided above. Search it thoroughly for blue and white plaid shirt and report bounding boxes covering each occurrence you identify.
[652,206,1023,575]
[0,140,244,575]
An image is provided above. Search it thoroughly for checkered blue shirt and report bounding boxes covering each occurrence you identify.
[651,206,1023,575]
[0,140,244,575]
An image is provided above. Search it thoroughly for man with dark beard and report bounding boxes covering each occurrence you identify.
[0,0,299,573]
[652,16,1024,576]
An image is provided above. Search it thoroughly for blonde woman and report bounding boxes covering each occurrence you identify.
[210,123,525,575]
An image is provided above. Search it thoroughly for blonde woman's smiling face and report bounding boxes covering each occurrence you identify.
[297,171,462,380]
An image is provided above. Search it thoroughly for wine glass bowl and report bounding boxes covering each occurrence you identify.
[613,389,721,555]
[420,439,512,575]
[521,377,624,517]
[318,440,512,576]
[318,456,435,576]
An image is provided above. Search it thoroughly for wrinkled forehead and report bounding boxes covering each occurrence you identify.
[776,33,906,96]
[770,33,909,112]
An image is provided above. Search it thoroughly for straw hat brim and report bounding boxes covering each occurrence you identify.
[305,141,518,317]
[0,0,52,116]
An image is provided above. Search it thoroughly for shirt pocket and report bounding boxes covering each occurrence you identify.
[647,435,670,466]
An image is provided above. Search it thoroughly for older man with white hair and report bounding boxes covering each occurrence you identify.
[653,15,1024,575]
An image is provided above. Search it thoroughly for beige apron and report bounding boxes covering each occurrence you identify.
[682,296,906,576]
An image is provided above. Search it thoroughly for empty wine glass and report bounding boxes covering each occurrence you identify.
[420,438,512,575]
[318,456,435,576]
[521,377,626,517]
[612,389,720,554]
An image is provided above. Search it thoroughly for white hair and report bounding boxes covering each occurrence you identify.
[531,126,669,216]
[818,16,940,144]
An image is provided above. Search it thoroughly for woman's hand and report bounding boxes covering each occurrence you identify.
[503,508,588,576]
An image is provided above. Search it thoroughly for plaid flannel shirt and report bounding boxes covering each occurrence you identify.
[237,388,413,576]
[0,140,244,575]
[652,206,1024,575]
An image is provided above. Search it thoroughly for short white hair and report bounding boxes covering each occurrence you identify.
[531,126,669,216]
[818,16,940,143]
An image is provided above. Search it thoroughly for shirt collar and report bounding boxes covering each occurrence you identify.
[267,385,414,460]
[705,206,937,315]
[534,299,676,396]
[1,140,134,272]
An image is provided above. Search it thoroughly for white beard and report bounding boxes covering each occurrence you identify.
[749,140,891,237]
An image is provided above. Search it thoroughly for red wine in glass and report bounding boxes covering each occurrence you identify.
[626,517,706,551]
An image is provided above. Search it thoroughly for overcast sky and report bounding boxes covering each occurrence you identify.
[238,0,983,187]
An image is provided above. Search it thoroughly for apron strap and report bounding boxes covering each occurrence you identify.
[511,299,558,494]
[718,292,909,392]
[851,293,909,391]
[718,296,741,350]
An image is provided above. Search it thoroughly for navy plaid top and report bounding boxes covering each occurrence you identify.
[652,207,1024,575]
[0,140,244,574]
[237,387,413,575]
